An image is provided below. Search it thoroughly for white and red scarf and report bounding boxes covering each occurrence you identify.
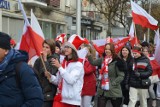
[99,56,112,90]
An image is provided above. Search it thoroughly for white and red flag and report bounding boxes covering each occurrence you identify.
[128,22,135,38]
[131,1,158,30]
[68,34,89,49]
[18,0,44,60]
[56,33,66,44]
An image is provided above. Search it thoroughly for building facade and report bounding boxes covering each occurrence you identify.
[0,0,107,42]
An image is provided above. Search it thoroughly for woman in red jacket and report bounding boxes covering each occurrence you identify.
[81,44,97,107]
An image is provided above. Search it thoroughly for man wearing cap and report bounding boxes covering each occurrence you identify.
[0,32,43,107]
[128,46,152,107]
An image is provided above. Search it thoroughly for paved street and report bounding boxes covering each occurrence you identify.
[93,96,160,107]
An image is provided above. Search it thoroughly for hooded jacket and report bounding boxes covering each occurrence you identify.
[0,49,43,107]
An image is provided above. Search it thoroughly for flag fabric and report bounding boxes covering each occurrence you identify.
[154,29,160,64]
[56,33,66,44]
[114,37,130,53]
[154,28,160,45]
[131,1,158,30]
[31,10,45,39]
[68,34,89,49]
[128,22,135,38]
[149,57,160,83]
[18,0,44,60]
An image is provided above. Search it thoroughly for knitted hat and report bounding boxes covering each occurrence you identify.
[64,42,77,52]
[0,32,11,50]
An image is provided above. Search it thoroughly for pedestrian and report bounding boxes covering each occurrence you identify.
[128,46,152,107]
[81,44,97,107]
[45,41,84,107]
[34,39,59,107]
[119,46,133,107]
[0,32,43,107]
[87,43,125,107]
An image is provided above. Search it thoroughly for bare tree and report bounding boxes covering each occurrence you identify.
[91,0,129,37]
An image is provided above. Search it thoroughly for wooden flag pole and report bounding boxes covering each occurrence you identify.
[40,55,47,72]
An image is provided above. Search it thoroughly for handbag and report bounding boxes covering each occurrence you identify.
[141,79,151,86]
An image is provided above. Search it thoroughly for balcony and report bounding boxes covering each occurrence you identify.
[21,0,47,7]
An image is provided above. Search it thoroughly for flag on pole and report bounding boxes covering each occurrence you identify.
[18,0,44,60]
[128,22,135,38]
[154,29,160,64]
[131,1,158,30]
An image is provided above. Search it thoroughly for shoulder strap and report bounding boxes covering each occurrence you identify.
[15,62,23,89]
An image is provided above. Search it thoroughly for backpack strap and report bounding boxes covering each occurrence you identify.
[15,62,23,89]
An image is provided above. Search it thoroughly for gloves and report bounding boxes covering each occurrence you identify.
[135,71,140,77]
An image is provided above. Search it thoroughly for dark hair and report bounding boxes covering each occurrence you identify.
[103,43,117,59]
[120,46,132,61]
[43,39,55,54]
[65,48,79,61]
[133,46,142,52]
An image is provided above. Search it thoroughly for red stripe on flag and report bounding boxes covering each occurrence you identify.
[132,12,158,30]
[20,26,44,60]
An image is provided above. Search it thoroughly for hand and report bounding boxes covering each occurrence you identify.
[51,58,61,68]
[44,71,51,79]
[135,71,140,77]
[41,51,48,61]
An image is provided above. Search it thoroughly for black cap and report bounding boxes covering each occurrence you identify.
[0,32,11,50]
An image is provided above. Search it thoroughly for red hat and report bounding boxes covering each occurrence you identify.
[55,33,66,44]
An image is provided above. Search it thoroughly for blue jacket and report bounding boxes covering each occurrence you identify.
[0,49,43,107]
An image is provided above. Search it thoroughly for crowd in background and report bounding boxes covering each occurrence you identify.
[0,31,160,107]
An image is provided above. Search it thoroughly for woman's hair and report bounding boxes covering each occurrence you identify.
[103,43,117,59]
[43,39,55,54]
[120,46,132,61]
[65,48,79,61]
[142,47,150,53]
[83,44,96,59]
[133,46,142,52]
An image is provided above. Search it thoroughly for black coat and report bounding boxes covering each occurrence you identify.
[34,53,59,101]
[129,55,152,89]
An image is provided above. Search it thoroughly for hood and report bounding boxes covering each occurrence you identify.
[9,49,28,65]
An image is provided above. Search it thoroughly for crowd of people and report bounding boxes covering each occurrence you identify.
[0,31,160,107]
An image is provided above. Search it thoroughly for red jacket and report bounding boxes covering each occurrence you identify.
[82,59,96,96]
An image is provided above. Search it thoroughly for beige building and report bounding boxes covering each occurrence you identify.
[0,0,107,42]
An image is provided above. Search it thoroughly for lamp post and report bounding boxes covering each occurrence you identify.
[76,0,81,36]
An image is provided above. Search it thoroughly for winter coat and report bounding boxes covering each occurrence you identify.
[0,49,43,107]
[50,61,84,106]
[81,58,96,96]
[34,53,59,101]
[129,55,152,89]
[88,56,124,98]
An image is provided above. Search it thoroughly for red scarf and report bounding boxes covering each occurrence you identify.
[99,56,112,90]
[54,58,83,102]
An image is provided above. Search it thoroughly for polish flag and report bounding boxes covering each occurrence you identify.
[149,57,160,83]
[56,33,66,44]
[154,29,160,64]
[18,0,44,60]
[131,1,158,30]
[128,22,135,38]
[68,34,89,49]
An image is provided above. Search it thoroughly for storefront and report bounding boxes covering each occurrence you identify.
[72,17,103,40]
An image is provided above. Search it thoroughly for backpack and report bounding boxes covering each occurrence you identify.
[15,62,41,88]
